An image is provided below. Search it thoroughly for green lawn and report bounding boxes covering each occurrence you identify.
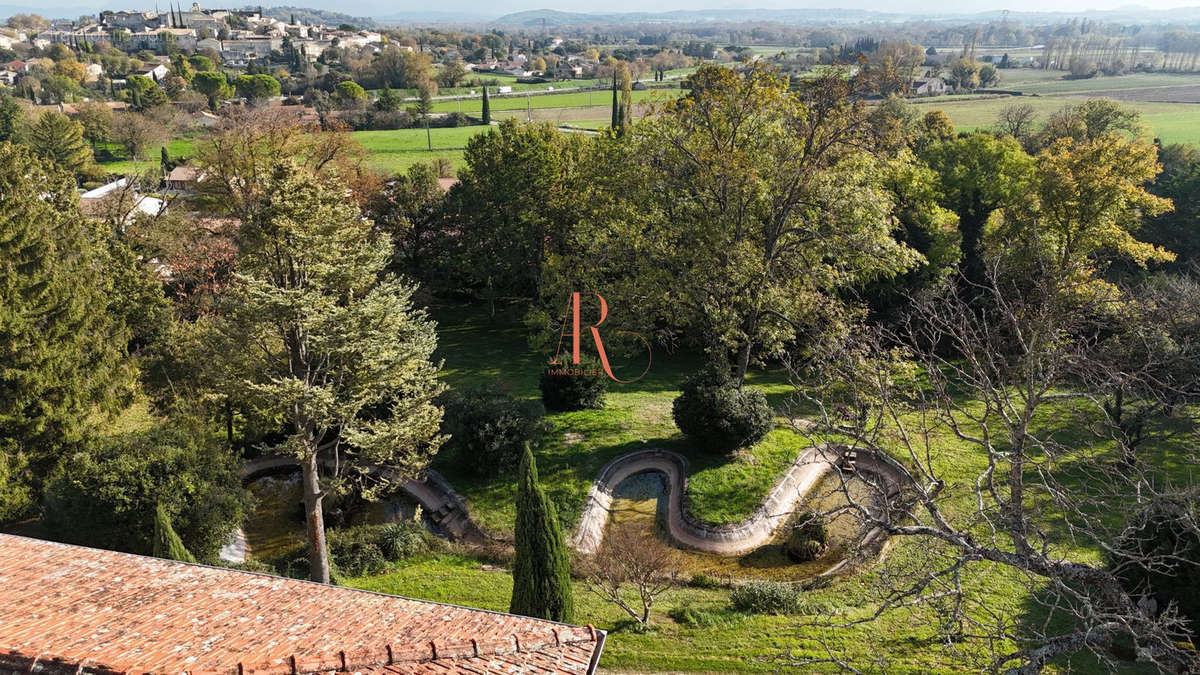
[428,302,806,534]
[350,126,490,174]
[354,300,1190,673]
[343,552,990,673]
[96,138,197,175]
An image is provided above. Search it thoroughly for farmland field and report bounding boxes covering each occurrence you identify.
[351,126,488,173]
[1001,70,1200,96]
[431,86,681,114]
[915,95,1200,145]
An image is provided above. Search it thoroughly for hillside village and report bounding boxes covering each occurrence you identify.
[1,4,630,102]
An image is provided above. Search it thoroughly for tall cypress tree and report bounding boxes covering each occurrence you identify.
[510,444,574,622]
[152,500,197,563]
[618,64,632,137]
[481,85,490,124]
[610,74,619,131]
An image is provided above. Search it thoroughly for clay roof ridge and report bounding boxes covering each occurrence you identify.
[0,534,588,632]
[1,625,601,674]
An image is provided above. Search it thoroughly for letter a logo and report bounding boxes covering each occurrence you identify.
[551,292,650,383]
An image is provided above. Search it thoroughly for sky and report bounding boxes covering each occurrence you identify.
[16,0,1200,20]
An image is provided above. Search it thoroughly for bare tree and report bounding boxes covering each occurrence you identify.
[784,261,1200,673]
[190,107,368,220]
[110,111,170,160]
[995,102,1037,142]
[1086,274,1200,466]
[580,524,679,628]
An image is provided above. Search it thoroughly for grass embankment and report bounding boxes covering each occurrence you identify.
[96,137,198,175]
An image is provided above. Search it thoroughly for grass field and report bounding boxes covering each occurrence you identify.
[350,126,490,174]
[329,300,1189,673]
[910,69,1200,145]
[427,302,804,534]
[96,138,197,175]
[914,94,1200,145]
[431,87,681,115]
[1001,70,1200,95]
[907,91,1200,144]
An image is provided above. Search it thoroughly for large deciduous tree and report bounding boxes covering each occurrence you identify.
[921,132,1034,290]
[191,108,367,220]
[991,132,1173,291]
[364,161,447,278]
[789,260,1200,673]
[443,120,588,303]
[548,65,918,385]
[196,163,444,583]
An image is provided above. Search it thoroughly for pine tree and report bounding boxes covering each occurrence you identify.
[28,111,92,175]
[481,85,490,124]
[0,94,21,143]
[510,444,574,622]
[196,163,445,583]
[377,83,400,112]
[160,146,170,173]
[0,143,130,484]
[152,500,197,562]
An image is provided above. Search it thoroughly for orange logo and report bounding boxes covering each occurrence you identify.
[550,292,651,383]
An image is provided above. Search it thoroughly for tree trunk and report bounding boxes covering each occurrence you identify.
[301,451,330,583]
[734,338,752,389]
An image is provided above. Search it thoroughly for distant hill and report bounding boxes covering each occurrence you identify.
[375,10,498,24]
[491,8,897,26]
[490,6,1200,27]
[264,6,376,28]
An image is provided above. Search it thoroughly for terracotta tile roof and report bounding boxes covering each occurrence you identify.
[0,535,604,675]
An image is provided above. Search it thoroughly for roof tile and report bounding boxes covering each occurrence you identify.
[0,535,602,675]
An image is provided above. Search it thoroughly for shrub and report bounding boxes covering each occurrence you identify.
[687,572,726,589]
[312,522,434,578]
[271,544,335,580]
[730,580,803,614]
[325,525,389,576]
[1110,492,1200,646]
[43,426,246,561]
[443,112,471,127]
[378,521,431,559]
[441,385,545,476]
[785,509,829,562]
[672,371,774,451]
[668,604,744,628]
[540,355,608,411]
